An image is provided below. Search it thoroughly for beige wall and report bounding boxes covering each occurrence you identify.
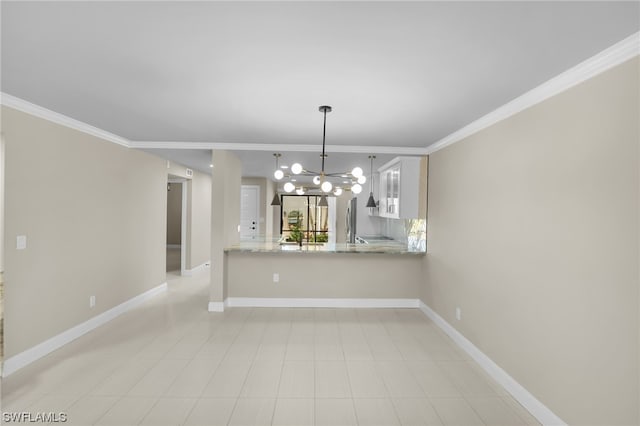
[186,170,211,269]
[424,57,639,425]
[166,161,192,179]
[210,150,241,304]
[166,182,182,245]
[228,252,422,299]
[2,106,167,358]
[0,133,5,272]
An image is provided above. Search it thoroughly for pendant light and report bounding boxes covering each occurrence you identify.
[271,106,367,196]
[271,192,281,206]
[273,153,284,180]
[366,155,377,208]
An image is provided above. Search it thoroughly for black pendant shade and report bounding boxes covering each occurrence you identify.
[318,194,329,207]
[271,193,281,206]
[366,192,377,208]
[365,155,377,208]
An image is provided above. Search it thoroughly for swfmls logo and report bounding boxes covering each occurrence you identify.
[2,412,68,423]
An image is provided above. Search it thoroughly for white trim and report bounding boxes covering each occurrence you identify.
[4,33,636,159]
[182,260,210,277]
[418,301,566,426]
[225,297,420,309]
[207,301,226,312]
[166,244,181,249]
[427,31,640,155]
[130,141,428,155]
[377,156,402,173]
[2,282,168,377]
[0,93,424,156]
[1,93,131,148]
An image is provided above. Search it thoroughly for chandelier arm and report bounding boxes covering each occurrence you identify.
[301,169,321,176]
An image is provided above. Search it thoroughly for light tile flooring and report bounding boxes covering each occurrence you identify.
[1,270,541,426]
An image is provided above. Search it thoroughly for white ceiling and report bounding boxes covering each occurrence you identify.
[2,1,638,176]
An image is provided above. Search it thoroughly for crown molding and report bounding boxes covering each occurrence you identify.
[3,32,636,156]
[129,140,428,155]
[1,92,131,148]
[426,31,640,155]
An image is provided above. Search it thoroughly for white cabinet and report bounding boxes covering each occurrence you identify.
[377,156,425,219]
[379,164,400,218]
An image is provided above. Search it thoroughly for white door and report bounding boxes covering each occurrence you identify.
[240,185,260,240]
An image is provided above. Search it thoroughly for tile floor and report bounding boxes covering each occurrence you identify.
[1,269,541,425]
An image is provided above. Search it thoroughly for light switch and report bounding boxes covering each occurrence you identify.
[16,235,27,250]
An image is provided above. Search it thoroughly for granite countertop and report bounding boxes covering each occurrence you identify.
[224,240,425,255]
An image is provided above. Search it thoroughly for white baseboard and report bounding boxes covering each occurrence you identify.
[207,301,226,312]
[225,297,419,309]
[182,260,210,277]
[418,301,566,426]
[166,244,181,249]
[2,282,168,378]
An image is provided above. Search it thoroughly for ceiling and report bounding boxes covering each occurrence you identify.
[2,1,639,176]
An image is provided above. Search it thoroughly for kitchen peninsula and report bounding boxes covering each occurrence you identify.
[216,240,425,308]
[209,151,429,311]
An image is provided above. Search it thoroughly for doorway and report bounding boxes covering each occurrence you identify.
[167,178,187,274]
[240,185,260,240]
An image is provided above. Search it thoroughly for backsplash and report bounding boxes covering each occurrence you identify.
[379,217,426,252]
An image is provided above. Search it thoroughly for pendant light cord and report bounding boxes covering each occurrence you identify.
[370,156,374,191]
[321,108,327,173]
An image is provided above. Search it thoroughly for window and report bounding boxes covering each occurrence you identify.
[280,195,330,243]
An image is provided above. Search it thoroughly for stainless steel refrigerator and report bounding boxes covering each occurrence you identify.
[346,197,357,243]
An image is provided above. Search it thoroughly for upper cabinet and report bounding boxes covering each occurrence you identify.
[376,156,428,219]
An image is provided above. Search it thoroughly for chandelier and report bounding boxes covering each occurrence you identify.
[273,106,367,206]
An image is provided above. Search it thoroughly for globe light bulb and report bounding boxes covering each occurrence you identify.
[321,181,333,193]
[291,163,303,174]
[351,167,363,178]
[351,183,362,194]
[313,175,321,185]
[284,182,295,193]
[333,187,343,196]
[274,169,284,180]
[357,175,366,184]
[296,187,305,195]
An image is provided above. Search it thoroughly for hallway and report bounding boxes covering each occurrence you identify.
[1,269,539,425]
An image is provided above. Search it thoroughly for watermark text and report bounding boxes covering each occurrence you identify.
[2,412,68,423]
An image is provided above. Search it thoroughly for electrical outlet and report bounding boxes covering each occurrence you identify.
[16,235,27,250]
[273,273,279,283]
[89,296,96,308]
[455,307,461,321]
